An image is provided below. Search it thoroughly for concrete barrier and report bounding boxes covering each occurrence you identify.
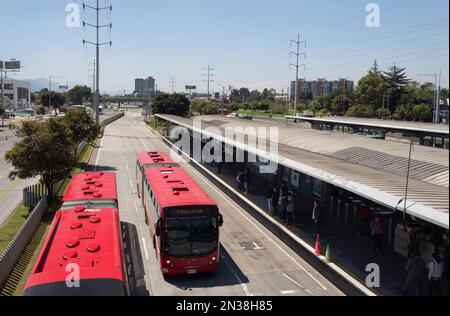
[100,112,124,127]
[159,134,377,297]
[0,197,48,289]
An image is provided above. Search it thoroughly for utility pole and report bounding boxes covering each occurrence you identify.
[436,69,442,124]
[0,62,4,112]
[419,73,439,123]
[286,87,290,115]
[83,0,113,124]
[170,77,176,94]
[290,34,306,117]
[203,65,214,100]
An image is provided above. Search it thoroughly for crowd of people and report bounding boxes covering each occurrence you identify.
[234,169,446,296]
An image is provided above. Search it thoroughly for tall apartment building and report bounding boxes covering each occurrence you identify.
[290,78,354,99]
[134,77,156,97]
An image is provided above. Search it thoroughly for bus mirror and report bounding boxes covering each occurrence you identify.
[156,220,162,237]
[218,214,224,227]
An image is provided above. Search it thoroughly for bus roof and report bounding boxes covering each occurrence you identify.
[25,207,125,292]
[137,151,176,166]
[62,172,118,202]
[145,166,216,210]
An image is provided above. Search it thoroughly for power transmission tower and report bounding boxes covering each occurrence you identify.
[290,34,306,116]
[82,0,113,124]
[170,77,176,94]
[203,65,214,100]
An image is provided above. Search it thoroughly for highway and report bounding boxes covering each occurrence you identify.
[93,110,344,297]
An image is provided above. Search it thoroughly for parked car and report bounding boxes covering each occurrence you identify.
[238,113,253,120]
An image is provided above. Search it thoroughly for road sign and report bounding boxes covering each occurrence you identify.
[186,85,196,90]
[5,60,21,70]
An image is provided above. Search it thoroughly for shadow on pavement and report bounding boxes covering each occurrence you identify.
[163,245,249,291]
[121,222,150,297]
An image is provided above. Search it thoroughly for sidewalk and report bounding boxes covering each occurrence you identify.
[203,162,449,296]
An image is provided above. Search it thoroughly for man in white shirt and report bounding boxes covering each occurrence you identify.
[428,254,444,296]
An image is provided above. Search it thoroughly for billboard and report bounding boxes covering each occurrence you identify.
[185,85,197,90]
[5,60,21,70]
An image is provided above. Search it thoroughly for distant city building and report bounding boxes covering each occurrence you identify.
[0,79,31,111]
[134,76,156,97]
[290,78,354,100]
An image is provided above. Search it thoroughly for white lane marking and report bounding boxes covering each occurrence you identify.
[138,118,326,292]
[142,237,150,261]
[129,179,133,189]
[281,290,297,295]
[94,137,104,171]
[252,242,264,250]
[186,163,328,291]
[221,255,253,297]
[280,272,311,294]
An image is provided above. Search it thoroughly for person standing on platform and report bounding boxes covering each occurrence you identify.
[371,216,383,256]
[271,187,280,216]
[402,252,427,296]
[312,200,323,235]
[286,195,295,226]
[428,254,444,296]
[266,184,274,214]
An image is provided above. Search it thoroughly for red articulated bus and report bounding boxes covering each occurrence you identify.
[24,172,129,296]
[137,152,224,276]
[136,151,179,200]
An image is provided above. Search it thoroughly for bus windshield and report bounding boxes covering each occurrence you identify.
[164,216,219,258]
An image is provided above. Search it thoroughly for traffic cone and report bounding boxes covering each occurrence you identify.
[315,234,321,256]
[325,244,332,263]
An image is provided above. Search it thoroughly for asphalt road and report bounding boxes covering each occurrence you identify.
[93,110,344,297]
[0,127,36,226]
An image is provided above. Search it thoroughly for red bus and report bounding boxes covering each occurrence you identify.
[61,171,118,210]
[136,151,178,200]
[24,172,128,296]
[139,153,223,275]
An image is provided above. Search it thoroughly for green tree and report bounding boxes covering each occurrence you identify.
[190,100,218,115]
[250,90,261,102]
[346,104,374,118]
[68,85,92,105]
[5,119,73,203]
[63,108,100,158]
[375,107,391,119]
[382,63,411,113]
[331,95,353,115]
[230,89,241,103]
[370,59,381,75]
[239,88,251,102]
[412,103,433,122]
[355,71,386,111]
[40,92,66,116]
[152,93,190,117]
[36,106,46,116]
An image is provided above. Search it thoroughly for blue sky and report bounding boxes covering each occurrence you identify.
[1,0,448,94]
